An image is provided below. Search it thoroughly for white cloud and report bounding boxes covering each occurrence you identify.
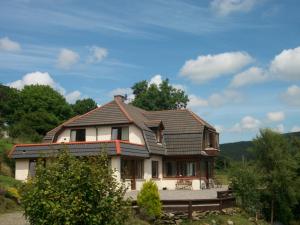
[180,51,253,84]
[57,48,80,69]
[214,125,224,133]
[149,74,163,86]
[230,67,268,88]
[270,46,300,81]
[230,116,261,132]
[208,89,243,107]
[281,85,300,106]
[0,37,21,52]
[7,71,83,103]
[8,71,58,90]
[272,124,284,133]
[291,126,300,132]
[65,91,81,104]
[188,94,208,108]
[211,0,258,16]
[109,87,134,103]
[267,111,285,122]
[87,46,108,63]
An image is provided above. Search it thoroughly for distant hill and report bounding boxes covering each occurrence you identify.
[220,131,300,161]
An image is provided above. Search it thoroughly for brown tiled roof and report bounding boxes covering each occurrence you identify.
[65,101,132,127]
[39,98,217,157]
[145,110,208,134]
[10,140,148,158]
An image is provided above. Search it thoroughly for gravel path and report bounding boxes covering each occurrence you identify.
[0,212,29,225]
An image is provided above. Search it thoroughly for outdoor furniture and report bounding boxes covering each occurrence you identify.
[175,179,193,190]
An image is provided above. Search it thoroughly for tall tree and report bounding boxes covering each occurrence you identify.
[131,79,189,110]
[251,129,299,224]
[72,98,97,115]
[9,85,72,141]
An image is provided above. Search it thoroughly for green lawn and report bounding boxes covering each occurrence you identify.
[0,175,21,189]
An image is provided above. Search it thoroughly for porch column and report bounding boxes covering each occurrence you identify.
[111,156,121,181]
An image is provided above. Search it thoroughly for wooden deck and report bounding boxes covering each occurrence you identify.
[127,188,235,219]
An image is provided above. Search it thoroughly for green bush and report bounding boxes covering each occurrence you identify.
[21,149,131,225]
[137,180,162,220]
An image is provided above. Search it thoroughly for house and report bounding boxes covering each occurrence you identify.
[10,95,219,190]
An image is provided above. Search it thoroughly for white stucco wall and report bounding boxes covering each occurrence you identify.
[86,127,97,141]
[15,159,29,181]
[55,125,145,144]
[129,125,145,145]
[56,129,70,142]
[110,156,121,181]
[97,126,111,141]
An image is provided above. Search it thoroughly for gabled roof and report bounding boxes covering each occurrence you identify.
[41,97,217,156]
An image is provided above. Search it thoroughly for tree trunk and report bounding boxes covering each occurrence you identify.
[271,199,274,225]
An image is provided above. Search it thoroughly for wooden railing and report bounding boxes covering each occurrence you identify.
[132,190,235,219]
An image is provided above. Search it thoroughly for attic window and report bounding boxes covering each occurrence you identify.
[70,129,86,142]
[111,127,129,141]
[156,129,163,144]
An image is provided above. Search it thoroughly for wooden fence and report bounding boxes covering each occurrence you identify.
[132,190,235,219]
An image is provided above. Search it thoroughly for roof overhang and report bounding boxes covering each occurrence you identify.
[10,140,149,159]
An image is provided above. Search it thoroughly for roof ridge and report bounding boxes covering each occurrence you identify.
[187,109,215,130]
[114,100,133,122]
[144,108,187,113]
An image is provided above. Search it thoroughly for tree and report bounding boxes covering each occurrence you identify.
[8,85,73,141]
[229,163,261,219]
[137,180,162,221]
[21,149,131,225]
[131,79,189,110]
[72,98,97,115]
[251,129,299,224]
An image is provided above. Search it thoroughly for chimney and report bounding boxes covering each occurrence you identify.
[114,95,125,102]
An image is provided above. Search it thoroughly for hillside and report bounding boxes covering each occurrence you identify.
[220,131,300,161]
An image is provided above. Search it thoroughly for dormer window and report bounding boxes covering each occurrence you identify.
[70,129,86,142]
[156,128,163,144]
[111,126,129,141]
[205,131,218,148]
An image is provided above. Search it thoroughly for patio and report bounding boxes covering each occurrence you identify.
[125,186,228,200]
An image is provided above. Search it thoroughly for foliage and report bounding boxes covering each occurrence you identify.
[180,210,269,225]
[0,175,21,189]
[251,129,299,224]
[219,132,300,162]
[229,163,261,216]
[5,187,20,202]
[137,180,162,220]
[0,84,73,142]
[0,138,15,173]
[131,79,189,110]
[20,149,131,225]
[0,195,21,213]
[72,98,97,115]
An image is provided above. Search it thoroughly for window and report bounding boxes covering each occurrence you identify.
[70,129,86,142]
[163,160,196,177]
[205,132,216,148]
[152,161,159,178]
[156,129,163,143]
[28,159,37,178]
[111,127,129,140]
[121,159,144,179]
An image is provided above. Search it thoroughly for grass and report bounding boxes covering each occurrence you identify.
[181,213,269,225]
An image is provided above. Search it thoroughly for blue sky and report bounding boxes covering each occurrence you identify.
[1,0,300,143]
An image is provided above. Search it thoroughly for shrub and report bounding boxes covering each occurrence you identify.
[5,187,20,202]
[21,149,131,225]
[137,180,162,220]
